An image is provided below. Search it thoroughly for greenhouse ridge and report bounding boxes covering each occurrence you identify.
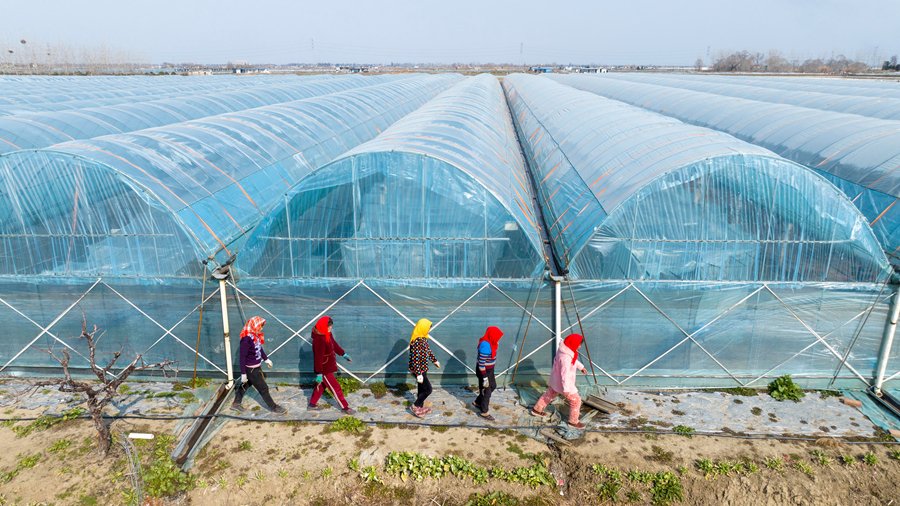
[1,72,900,393]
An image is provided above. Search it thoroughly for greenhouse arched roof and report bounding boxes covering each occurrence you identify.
[548,73,900,262]
[0,74,327,107]
[240,74,546,279]
[0,74,463,278]
[504,74,889,282]
[0,74,409,154]
[590,73,900,121]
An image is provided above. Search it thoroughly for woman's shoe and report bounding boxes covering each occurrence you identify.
[568,421,586,429]
[479,413,495,421]
[273,405,288,415]
[530,408,549,418]
[421,407,432,415]
[342,407,355,415]
[411,406,426,418]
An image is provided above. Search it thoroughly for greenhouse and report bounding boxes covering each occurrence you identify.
[2,72,900,391]
[586,73,900,121]
[0,73,462,376]
[0,74,408,153]
[505,74,894,388]
[548,73,900,267]
[233,74,552,384]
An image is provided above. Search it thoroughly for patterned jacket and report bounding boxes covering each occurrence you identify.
[408,338,437,375]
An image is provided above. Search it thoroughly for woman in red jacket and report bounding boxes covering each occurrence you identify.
[308,317,354,414]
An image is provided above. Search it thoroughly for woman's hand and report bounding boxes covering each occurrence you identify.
[434,361,441,369]
[416,375,424,384]
[265,359,273,369]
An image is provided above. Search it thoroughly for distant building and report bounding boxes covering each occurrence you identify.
[233,67,268,74]
[529,67,553,74]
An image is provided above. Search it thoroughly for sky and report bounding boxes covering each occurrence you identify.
[2,0,899,66]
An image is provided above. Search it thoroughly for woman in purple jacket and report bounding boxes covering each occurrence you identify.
[232,316,287,414]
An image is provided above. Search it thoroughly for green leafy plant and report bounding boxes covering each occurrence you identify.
[767,375,805,402]
[235,475,247,487]
[325,377,360,398]
[863,452,879,466]
[321,467,333,478]
[277,469,288,479]
[142,438,195,498]
[842,455,856,465]
[890,450,900,460]
[328,416,365,433]
[764,457,784,472]
[795,461,813,476]
[48,438,73,454]
[255,471,266,482]
[464,491,520,506]
[672,425,694,438]
[361,465,381,483]
[217,476,228,489]
[385,451,552,488]
[348,458,360,471]
[596,480,622,502]
[368,382,388,398]
[649,471,684,506]
[237,440,252,451]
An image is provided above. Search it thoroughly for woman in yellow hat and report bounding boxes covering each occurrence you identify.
[408,319,440,417]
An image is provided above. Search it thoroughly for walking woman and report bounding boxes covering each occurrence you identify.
[308,316,355,414]
[233,316,287,414]
[473,326,502,420]
[408,318,440,418]
[530,334,588,428]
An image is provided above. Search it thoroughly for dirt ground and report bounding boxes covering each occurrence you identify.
[1,405,900,506]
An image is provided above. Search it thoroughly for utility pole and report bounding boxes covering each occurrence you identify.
[311,38,315,67]
[520,43,524,67]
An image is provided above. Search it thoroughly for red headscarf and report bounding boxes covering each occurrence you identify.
[315,316,333,343]
[478,326,503,358]
[563,334,583,364]
[240,316,266,344]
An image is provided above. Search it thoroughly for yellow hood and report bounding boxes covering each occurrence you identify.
[410,319,432,343]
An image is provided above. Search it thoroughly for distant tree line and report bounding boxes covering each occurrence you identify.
[0,38,150,75]
[704,49,872,74]
[884,56,900,71]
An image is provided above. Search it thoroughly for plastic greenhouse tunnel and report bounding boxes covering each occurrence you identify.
[0,74,411,154]
[233,73,552,384]
[546,73,900,265]
[0,73,462,376]
[504,73,894,389]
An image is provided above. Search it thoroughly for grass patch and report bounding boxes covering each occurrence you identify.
[430,425,449,433]
[750,407,762,416]
[703,387,759,396]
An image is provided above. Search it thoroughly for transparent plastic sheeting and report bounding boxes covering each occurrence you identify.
[503,74,889,282]
[1,276,895,389]
[0,277,556,387]
[240,74,545,280]
[592,73,900,121]
[560,280,893,389]
[547,74,900,263]
[0,74,463,278]
[0,74,331,111]
[638,74,900,100]
[0,74,412,154]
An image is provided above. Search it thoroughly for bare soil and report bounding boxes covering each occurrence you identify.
[0,405,899,506]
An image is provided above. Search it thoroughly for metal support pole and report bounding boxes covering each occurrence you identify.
[551,275,563,352]
[218,278,234,390]
[875,288,900,395]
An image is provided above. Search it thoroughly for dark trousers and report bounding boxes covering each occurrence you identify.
[234,367,277,410]
[475,367,496,413]
[414,373,432,408]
